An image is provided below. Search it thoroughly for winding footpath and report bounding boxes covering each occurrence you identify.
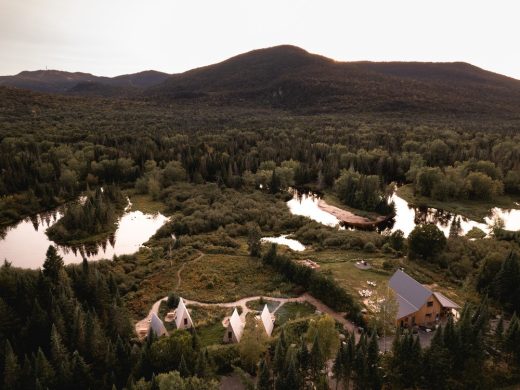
[135,249,357,339]
[136,292,357,339]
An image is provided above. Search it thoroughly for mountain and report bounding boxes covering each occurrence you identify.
[0,69,170,95]
[148,45,520,115]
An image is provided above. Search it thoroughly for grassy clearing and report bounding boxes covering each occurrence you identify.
[176,254,296,303]
[397,184,518,222]
[127,191,167,214]
[245,299,280,312]
[116,246,201,319]
[275,302,316,327]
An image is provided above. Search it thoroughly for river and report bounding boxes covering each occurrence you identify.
[0,201,169,268]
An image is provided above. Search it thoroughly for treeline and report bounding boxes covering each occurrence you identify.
[0,246,133,389]
[2,96,520,227]
[334,169,394,214]
[46,186,126,244]
[384,302,518,389]
[262,244,364,324]
[411,159,508,201]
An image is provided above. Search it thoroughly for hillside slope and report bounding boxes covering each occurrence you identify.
[148,45,520,115]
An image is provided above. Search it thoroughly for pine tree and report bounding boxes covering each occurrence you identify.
[309,335,324,379]
[42,246,64,283]
[50,324,71,389]
[366,331,381,390]
[495,315,504,345]
[178,354,190,377]
[3,340,21,390]
[71,351,91,390]
[332,342,344,390]
[257,358,271,390]
[272,333,286,376]
[34,348,55,389]
[195,348,208,378]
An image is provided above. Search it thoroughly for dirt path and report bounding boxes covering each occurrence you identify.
[137,291,358,340]
[134,251,204,338]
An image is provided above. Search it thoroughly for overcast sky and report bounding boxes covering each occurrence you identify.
[1,0,519,79]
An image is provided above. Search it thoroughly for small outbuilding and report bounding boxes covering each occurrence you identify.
[224,308,244,343]
[259,304,275,337]
[175,298,194,330]
[150,312,168,337]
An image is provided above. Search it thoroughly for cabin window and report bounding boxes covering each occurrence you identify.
[228,331,232,340]
[184,318,187,325]
[427,301,433,307]
[426,313,432,317]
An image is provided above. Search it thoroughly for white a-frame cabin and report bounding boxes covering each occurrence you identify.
[175,298,194,330]
[150,312,168,337]
[224,308,244,343]
[260,305,275,337]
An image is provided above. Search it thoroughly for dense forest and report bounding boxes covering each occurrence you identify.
[1,46,520,389]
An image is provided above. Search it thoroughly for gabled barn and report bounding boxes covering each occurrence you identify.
[260,305,274,337]
[389,269,460,328]
[224,308,244,343]
[175,298,194,330]
[150,312,168,337]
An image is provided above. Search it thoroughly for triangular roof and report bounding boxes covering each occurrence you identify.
[175,298,194,329]
[150,312,168,337]
[228,308,244,342]
[389,270,433,319]
[260,305,274,337]
[433,292,461,309]
[389,270,460,319]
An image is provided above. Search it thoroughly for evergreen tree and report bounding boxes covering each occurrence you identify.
[34,348,55,389]
[42,245,64,283]
[3,340,21,390]
[178,353,190,377]
[257,358,271,390]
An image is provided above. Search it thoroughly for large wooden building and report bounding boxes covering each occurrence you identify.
[389,270,460,328]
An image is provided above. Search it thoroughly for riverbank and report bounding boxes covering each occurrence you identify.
[318,198,391,227]
[396,184,519,222]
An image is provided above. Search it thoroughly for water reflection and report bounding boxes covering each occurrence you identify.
[261,235,306,251]
[287,190,342,227]
[287,189,518,238]
[0,206,169,269]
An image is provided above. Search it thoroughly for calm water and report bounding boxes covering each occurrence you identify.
[0,202,169,268]
[261,235,306,251]
[288,189,520,238]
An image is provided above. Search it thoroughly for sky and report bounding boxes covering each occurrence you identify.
[1,0,519,79]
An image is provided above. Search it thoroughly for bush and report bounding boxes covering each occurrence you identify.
[363,242,376,253]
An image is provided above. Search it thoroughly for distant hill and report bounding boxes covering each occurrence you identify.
[3,46,520,115]
[147,45,520,115]
[0,69,170,95]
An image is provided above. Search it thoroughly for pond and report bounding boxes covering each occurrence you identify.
[0,200,169,268]
[261,235,306,251]
[288,189,520,237]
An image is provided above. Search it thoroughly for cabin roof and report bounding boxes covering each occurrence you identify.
[260,305,274,336]
[175,297,194,328]
[433,292,461,309]
[228,308,244,341]
[150,312,168,337]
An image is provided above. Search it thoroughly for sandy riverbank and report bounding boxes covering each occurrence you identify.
[317,199,390,227]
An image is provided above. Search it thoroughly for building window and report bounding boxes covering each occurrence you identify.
[228,331,232,340]
[426,313,432,317]
[427,301,433,307]
[184,318,187,325]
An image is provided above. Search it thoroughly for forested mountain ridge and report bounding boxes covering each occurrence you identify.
[148,45,520,115]
[3,45,520,115]
[0,69,170,94]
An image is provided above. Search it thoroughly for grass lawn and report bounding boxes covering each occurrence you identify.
[396,184,518,222]
[177,254,296,303]
[127,191,168,214]
[306,248,474,309]
[246,299,281,312]
[306,249,392,295]
[275,302,316,327]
